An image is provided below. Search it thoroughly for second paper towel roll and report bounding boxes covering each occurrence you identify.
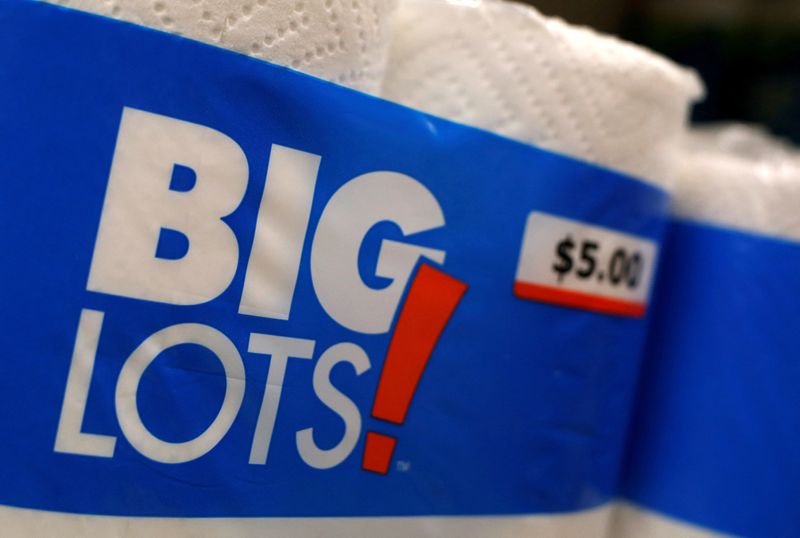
[42,0,395,94]
[383,0,703,188]
[616,125,800,538]
[672,123,800,239]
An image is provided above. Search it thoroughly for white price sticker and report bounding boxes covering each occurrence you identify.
[514,212,658,317]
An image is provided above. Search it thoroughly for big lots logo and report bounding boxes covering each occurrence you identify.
[54,108,467,475]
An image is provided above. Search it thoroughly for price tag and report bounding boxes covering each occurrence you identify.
[514,212,658,317]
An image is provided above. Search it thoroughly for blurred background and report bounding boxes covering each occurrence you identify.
[523,0,800,144]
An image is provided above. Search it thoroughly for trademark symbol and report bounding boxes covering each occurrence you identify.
[396,460,411,472]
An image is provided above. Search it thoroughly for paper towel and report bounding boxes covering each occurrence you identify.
[0,504,614,538]
[615,125,800,538]
[382,0,703,189]
[42,0,395,94]
[611,503,732,538]
[671,123,800,239]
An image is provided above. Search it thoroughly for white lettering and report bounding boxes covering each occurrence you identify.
[247,333,315,465]
[310,172,445,334]
[88,108,248,305]
[115,323,245,463]
[296,343,370,469]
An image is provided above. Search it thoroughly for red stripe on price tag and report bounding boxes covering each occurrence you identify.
[513,281,646,318]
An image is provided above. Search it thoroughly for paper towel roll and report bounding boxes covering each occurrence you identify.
[42,0,395,94]
[611,503,732,538]
[382,0,703,188]
[617,125,800,538]
[0,504,614,538]
[672,124,800,239]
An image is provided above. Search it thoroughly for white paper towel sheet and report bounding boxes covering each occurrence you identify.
[0,504,613,537]
[382,0,703,189]
[672,123,800,239]
[41,0,395,94]
[610,503,732,538]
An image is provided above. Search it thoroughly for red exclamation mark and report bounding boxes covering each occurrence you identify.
[362,263,468,475]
